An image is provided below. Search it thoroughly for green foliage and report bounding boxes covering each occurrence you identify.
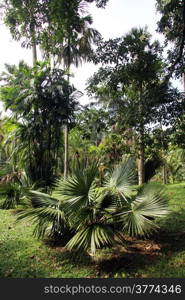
[0,166,31,209]
[104,158,136,200]
[119,183,168,236]
[86,0,109,8]
[17,159,168,255]
[69,127,92,162]
[75,106,110,145]
[1,1,102,66]
[156,0,185,77]
[154,145,185,183]
[87,27,184,184]
[17,191,70,239]
[87,27,182,130]
[0,62,81,188]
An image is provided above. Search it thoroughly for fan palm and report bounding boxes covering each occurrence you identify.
[17,158,169,254]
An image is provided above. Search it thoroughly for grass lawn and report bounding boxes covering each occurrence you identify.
[0,182,185,278]
[0,211,96,278]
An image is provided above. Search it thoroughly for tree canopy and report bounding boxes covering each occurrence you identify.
[87,27,184,183]
[156,0,185,78]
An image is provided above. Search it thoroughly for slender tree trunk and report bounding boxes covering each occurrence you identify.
[32,41,37,65]
[138,84,145,185]
[32,24,37,65]
[160,123,167,184]
[163,164,167,184]
[31,26,41,183]
[138,140,145,185]
[64,37,71,179]
[63,90,69,179]
[183,73,185,91]
[64,124,68,179]
[63,83,69,179]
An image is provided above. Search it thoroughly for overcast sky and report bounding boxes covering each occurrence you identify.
[0,0,182,109]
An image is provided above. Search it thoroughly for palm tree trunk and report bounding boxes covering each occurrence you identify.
[63,85,69,179]
[138,84,145,185]
[163,164,167,184]
[138,142,145,185]
[64,124,68,179]
[63,79,69,179]
[32,24,37,65]
[32,41,37,65]
[64,37,71,179]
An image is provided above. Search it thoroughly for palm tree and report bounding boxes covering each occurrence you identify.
[40,1,101,178]
[0,62,81,188]
[0,162,32,209]
[17,158,168,255]
[3,1,101,179]
[62,12,100,179]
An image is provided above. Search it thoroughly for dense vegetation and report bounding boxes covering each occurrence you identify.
[0,0,185,277]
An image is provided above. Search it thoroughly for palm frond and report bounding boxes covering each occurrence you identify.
[17,205,67,239]
[103,157,136,201]
[66,223,115,255]
[16,187,69,239]
[55,163,99,214]
[95,188,118,212]
[13,160,169,253]
[116,183,169,237]
[132,184,169,217]
[27,190,59,208]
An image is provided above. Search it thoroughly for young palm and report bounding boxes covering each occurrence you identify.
[0,166,32,209]
[17,158,168,254]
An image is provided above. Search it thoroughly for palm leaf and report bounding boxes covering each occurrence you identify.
[17,206,67,239]
[56,163,99,214]
[27,190,59,208]
[116,183,169,236]
[103,157,136,202]
[17,190,67,238]
[66,223,115,255]
[132,184,169,218]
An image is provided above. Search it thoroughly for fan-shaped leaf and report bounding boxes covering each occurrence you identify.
[104,157,136,201]
[116,183,169,236]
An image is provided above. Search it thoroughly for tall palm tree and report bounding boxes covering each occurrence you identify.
[40,1,101,178]
[63,14,100,178]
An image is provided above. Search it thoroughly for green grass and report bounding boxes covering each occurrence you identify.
[0,182,185,278]
[0,210,96,278]
[110,182,185,278]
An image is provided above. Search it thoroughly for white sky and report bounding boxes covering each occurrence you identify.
[0,0,182,110]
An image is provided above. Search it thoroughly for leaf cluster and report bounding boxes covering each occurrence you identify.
[17,158,169,254]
